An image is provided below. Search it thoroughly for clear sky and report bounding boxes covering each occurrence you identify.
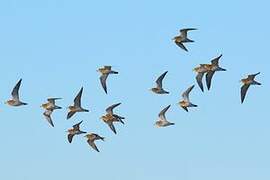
[0,0,269,179]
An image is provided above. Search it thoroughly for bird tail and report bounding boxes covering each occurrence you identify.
[55,105,62,109]
[190,103,198,107]
[22,102,28,105]
[183,38,194,43]
[169,122,175,126]
[111,71,118,74]
[217,67,226,71]
[252,80,261,85]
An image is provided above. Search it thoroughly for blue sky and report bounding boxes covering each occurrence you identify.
[0,0,269,179]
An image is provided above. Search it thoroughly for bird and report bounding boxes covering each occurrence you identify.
[178,85,197,112]
[155,105,174,127]
[67,120,86,143]
[5,78,27,106]
[240,72,261,103]
[205,54,226,90]
[105,103,125,124]
[67,87,89,120]
[100,103,125,134]
[193,64,212,92]
[41,98,62,111]
[85,133,105,152]
[97,66,118,94]
[41,98,62,127]
[173,28,197,52]
[150,71,169,94]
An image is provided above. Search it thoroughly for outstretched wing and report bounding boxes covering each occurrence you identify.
[211,54,222,65]
[67,111,76,120]
[87,139,100,152]
[182,85,195,101]
[180,28,197,38]
[175,41,188,52]
[156,71,168,89]
[47,98,61,104]
[206,71,215,90]
[248,72,260,80]
[74,87,83,107]
[68,134,74,143]
[73,120,83,130]
[241,84,250,103]
[43,110,54,127]
[158,105,171,121]
[108,123,117,134]
[196,72,204,92]
[106,103,121,114]
[100,74,109,94]
[11,79,22,100]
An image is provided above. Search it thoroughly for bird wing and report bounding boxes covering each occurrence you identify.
[175,41,188,51]
[11,79,22,100]
[106,103,121,114]
[43,110,54,127]
[241,84,250,103]
[248,72,260,80]
[211,54,222,65]
[73,120,83,130]
[180,28,197,38]
[104,66,112,70]
[100,74,109,94]
[182,85,195,101]
[206,71,215,90]
[68,134,74,143]
[47,98,61,104]
[196,72,205,92]
[158,105,171,121]
[67,111,76,119]
[87,139,99,152]
[74,87,83,107]
[108,122,117,134]
[155,71,168,89]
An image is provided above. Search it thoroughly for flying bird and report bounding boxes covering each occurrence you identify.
[178,85,197,112]
[97,66,118,94]
[67,120,86,143]
[67,87,89,119]
[205,54,226,90]
[5,79,27,106]
[100,103,125,134]
[155,105,174,127]
[240,72,261,103]
[193,64,211,92]
[173,28,197,52]
[41,98,62,127]
[150,71,169,94]
[85,133,105,152]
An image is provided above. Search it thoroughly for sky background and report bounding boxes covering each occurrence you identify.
[0,0,269,179]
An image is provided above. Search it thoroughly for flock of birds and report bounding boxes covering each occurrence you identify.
[5,28,261,152]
